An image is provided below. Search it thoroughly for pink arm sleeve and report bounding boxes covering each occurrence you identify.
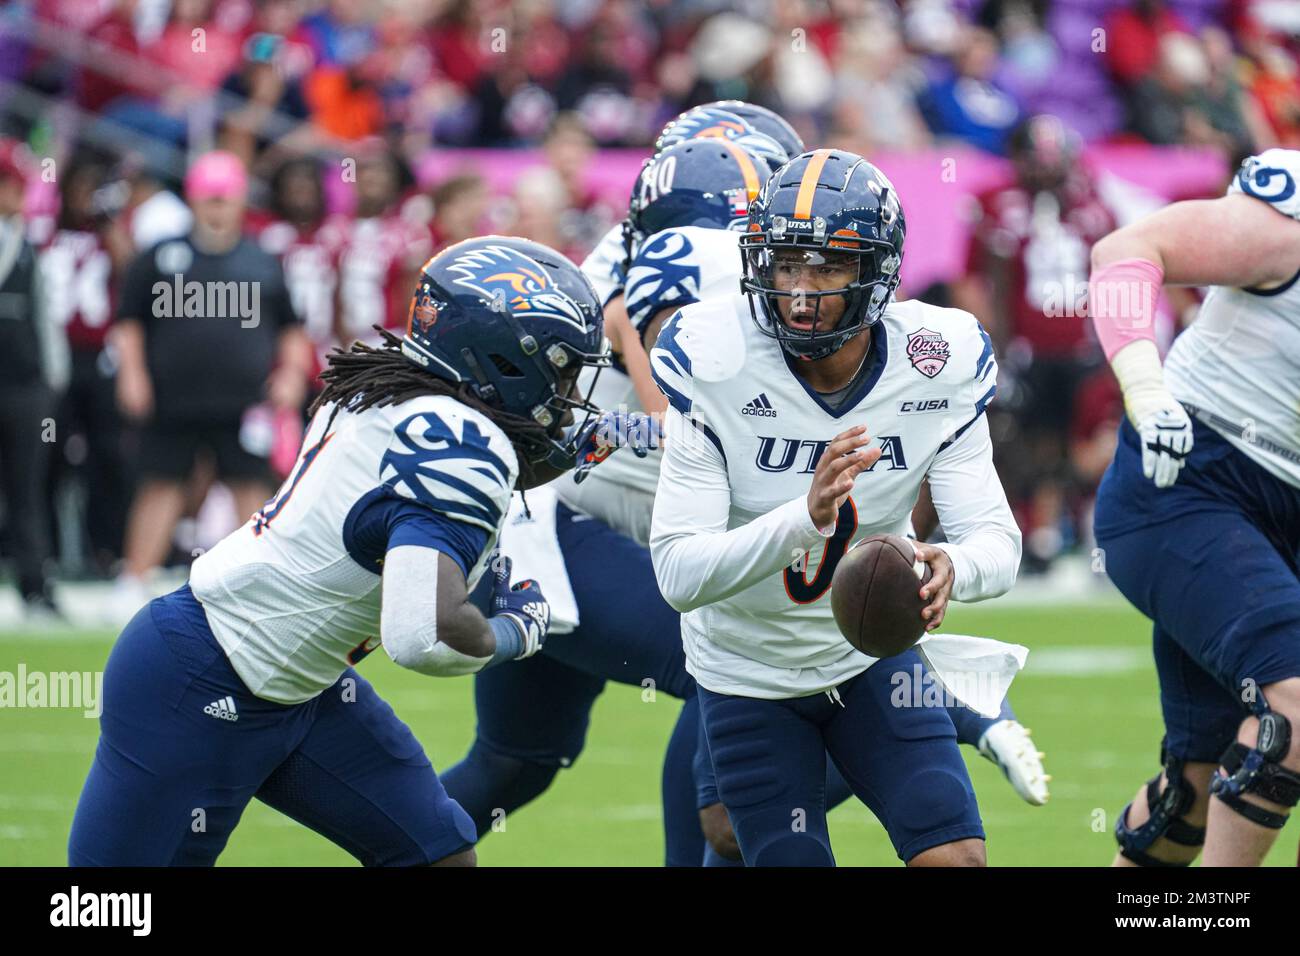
[1087,258,1165,361]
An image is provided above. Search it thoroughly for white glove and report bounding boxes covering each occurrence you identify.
[1110,340,1194,490]
[1135,400,1194,489]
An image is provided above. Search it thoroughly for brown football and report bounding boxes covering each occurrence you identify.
[830,534,932,658]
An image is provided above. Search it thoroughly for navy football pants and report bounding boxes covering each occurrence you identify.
[698,650,985,866]
[1095,418,1300,762]
[69,586,475,866]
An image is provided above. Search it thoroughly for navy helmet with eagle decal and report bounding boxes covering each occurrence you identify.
[653,105,790,169]
[706,101,805,161]
[402,236,610,462]
[739,148,906,360]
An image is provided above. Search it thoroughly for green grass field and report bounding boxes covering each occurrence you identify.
[2,601,1296,866]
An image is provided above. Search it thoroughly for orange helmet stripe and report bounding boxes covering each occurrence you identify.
[793,148,832,220]
[717,138,762,200]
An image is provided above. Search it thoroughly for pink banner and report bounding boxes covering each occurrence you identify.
[413,144,1229,291]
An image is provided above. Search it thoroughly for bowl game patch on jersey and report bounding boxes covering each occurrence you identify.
[906,327,951,378]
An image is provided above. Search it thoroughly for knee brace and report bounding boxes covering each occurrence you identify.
[1210,710,1300,829]
[1114,747,1205,867]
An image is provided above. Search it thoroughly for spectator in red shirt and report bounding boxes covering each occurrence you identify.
[321,141,432,346]
[427,171,489,255]
[146,0,244,92]
[1104,0,1191,88]
[953,115,1117,570]
[254,157,337,388]
[428,0,487,92]
[542,113,617,256]
[41,157,136,573]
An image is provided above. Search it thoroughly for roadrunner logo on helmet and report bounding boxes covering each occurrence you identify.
[401,236,610,464]
[739,148,906,361]
[653,105,790,169]
[705,100,806,160]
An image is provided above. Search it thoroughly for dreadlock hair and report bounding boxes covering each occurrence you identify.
[310,327,554,487]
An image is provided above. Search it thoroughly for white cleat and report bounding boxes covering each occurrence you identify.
[978,720,1050,806]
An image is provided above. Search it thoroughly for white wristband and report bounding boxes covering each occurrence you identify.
[1110,339,1173,424]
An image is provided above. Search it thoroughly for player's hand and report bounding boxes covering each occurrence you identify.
[806,425,882,530]
[913,542,954,632]
[564,410,662,484]
[1136,401,1193,489]
[116,366,154,422]
[489,556,551,659]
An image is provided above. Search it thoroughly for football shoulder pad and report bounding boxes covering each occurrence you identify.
[1231,149,1300,221]
[648,293,747,418]
[376,394,518,534]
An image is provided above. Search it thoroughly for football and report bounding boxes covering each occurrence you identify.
[830,534,933,658]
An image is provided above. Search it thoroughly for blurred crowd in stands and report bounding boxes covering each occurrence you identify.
[7,0,1297,156]
[0,0,1297,618]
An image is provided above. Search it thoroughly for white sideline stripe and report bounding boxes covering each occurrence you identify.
[0,733,95,753]
[0,794,71,811]
[0,825,48,839]
[1026,647,1149,676]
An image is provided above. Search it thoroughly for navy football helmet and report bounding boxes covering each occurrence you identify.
[629,139,773,242]
[401,236,610,463]
[707,101,805,161]
[653,106,789,168]
[739,149,906,360]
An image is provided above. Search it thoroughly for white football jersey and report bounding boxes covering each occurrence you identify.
[648,293,1021,698]
[561,226,745,543]
[1164,148,1300,487]
[580,223,628,307]
[191,394,517,704]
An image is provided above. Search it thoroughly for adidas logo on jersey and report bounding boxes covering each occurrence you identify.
[204,696,239,722]
[742,393,777,418]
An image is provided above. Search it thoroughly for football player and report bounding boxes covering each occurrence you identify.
[68,236,628,866]
[649,149,1023,866]
[619,142,1046,858]
[1091,149,1300,867]
[623,140,1046,818]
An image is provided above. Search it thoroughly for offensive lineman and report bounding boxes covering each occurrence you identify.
[649,149,1023,865]
[68,237,620,866]
[1091,149,1300,866]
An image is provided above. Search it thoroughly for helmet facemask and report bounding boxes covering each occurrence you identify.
[741,240,899,360]
[530,343,610,464]
[462,320,611,466]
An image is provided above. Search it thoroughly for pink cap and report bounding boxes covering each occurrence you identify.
[184,150,248,201]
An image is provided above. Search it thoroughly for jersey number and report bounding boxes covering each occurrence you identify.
[784,498,858,604]
[252,430,333,535]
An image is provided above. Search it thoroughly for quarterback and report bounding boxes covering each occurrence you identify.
[68,237,617,866]
[649,149,1023,866]
[1091,148,1300,867]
